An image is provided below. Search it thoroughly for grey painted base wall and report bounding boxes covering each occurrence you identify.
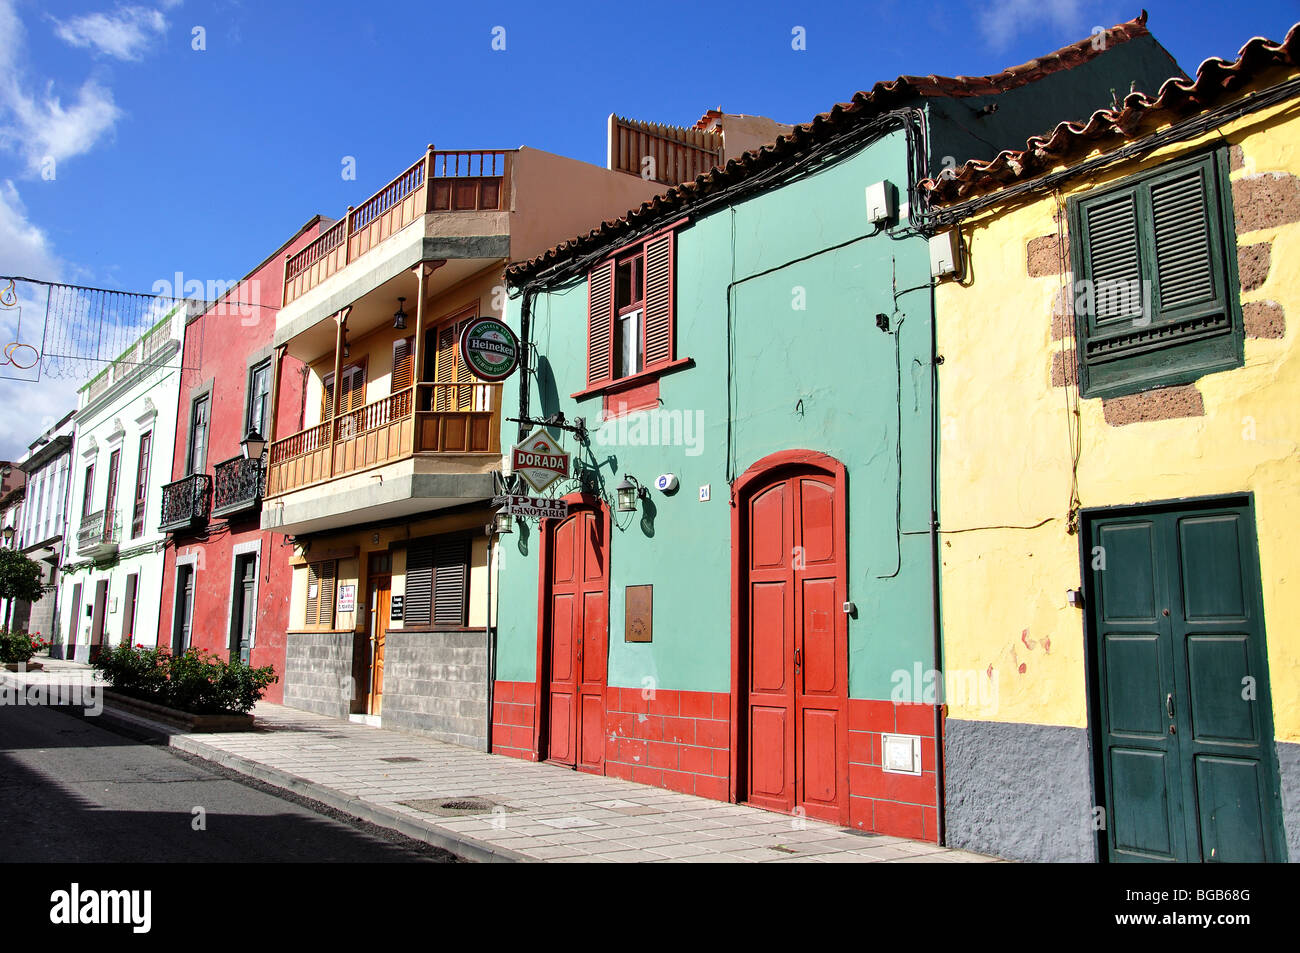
[944,718,1098,863]
[1277,741,1300,863]
[381,630,488,751]
[283,632,353,719]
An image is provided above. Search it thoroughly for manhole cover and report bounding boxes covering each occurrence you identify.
[397,796,517,817]
[379,756,422,763]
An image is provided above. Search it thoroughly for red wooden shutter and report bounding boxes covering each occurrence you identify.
[392,337,414,391]
[587,260,615,386]
[643,231,674,369]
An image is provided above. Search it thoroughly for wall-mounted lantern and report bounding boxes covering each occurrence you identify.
[393,297,408,331]
[241,429,266,460]
[616,475,645,513]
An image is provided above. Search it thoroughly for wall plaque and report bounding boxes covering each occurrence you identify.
[625,585,652,643]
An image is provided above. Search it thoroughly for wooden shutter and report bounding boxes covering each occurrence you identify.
[1150,165,1222,320]
[306,560,337,627]
[322,373,335,421]
[1071,149,1239,398]
[643,231,675,369]
[1082,189,1144,328]
[433,537,470,626]
[587,260,615,386]
[403,536,468,626]
[392,337,414,392]
[343,364,366,412]
[404,540,434,625]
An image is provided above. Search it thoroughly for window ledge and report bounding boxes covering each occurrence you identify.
[570,357,694,401]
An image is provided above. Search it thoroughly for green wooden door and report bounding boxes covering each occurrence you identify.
[1088,499,1285,862]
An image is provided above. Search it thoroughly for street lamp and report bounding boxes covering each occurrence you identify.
[241,429,267,460]
[616,475,644,513]
[491,510,514,535]
[393,297,408,330]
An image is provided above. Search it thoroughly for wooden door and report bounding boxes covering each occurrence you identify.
[90,580,108,657]
[231,556,255,664]
[67,583,82,658]
[544,508,608,772]
[1089,500,1285,862]
[173,565,194,655]
[367,575,392,716]
[743,469,848,823]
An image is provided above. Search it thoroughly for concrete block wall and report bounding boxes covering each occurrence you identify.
[284,632,353,718]
[382,630,488,750]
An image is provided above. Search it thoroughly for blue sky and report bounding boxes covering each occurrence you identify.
[1,0,1298,457]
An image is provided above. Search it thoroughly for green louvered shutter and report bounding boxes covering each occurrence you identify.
[587,260,614,387]
[1070,148,1241,398]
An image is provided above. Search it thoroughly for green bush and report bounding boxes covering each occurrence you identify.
[93,644,278,715]
[0,628,39,664]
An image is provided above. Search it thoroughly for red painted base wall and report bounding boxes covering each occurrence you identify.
[491,680,942,842]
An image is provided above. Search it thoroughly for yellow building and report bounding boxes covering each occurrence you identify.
[928,26,1300,862]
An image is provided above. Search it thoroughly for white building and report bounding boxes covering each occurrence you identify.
[58,307,183,661]
[13,411,76,648]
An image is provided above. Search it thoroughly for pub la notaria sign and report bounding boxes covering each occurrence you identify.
[511,428,569,493]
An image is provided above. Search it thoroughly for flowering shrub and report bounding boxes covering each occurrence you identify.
[0,627,37,663]
[94,643,277,715]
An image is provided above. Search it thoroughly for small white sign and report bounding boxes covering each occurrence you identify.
[882,733,923,776]
[337,584,356,613]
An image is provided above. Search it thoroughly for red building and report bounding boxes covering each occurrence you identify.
[156,219,323,701]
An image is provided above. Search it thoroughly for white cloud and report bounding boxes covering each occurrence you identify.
[52,5,169,62]
[1,78,121,174]
[978,0,1088,51]
[0,179,63,279]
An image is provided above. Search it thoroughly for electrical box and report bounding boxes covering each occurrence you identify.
[865,180,897,225]
[882,733,923,775]
[929,230,961,278]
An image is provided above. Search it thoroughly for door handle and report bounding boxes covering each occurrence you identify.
[1166,693,1175,719]
[794,649,802,673]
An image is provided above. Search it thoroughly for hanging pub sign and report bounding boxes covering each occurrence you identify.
[492,494,570,520]
[511,428,569,492]
[459,316,520,382]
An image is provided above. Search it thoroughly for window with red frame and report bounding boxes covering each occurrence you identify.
[586,225,677,389]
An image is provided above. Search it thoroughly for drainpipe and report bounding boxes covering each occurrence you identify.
[484,530,496,753]
[928,284,946,847]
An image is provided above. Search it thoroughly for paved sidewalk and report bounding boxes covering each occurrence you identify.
[4,663,994,863]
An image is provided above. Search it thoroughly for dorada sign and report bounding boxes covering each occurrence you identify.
[511,428,569,492]
[493,494,570,520]
[459,316,520,382]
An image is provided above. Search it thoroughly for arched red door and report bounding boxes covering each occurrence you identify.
[736,455,849,824]
[541,505,609,773]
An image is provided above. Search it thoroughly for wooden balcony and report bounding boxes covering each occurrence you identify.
[283,148,511,307]
[265,382,502,498]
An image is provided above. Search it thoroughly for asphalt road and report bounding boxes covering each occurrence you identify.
[0,700,460,863]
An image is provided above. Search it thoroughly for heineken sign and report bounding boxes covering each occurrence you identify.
[459,316,520,382]
[511,429,569,493]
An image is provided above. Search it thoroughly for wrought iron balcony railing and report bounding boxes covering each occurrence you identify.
[212,455,264,519]
[159,473,211,533]
[76,509,120,556]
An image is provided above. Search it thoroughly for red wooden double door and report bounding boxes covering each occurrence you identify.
[542,506,609,772]
[740,462,849,824]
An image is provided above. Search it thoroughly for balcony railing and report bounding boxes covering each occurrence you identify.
[282,147,511,307]
[265,382,502,498]
[159,473,212,533]
[212,455,265,519]
[77,510,120,557]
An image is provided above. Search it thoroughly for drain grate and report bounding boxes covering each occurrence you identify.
[379,756,422,763]
[397,796,518,817]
